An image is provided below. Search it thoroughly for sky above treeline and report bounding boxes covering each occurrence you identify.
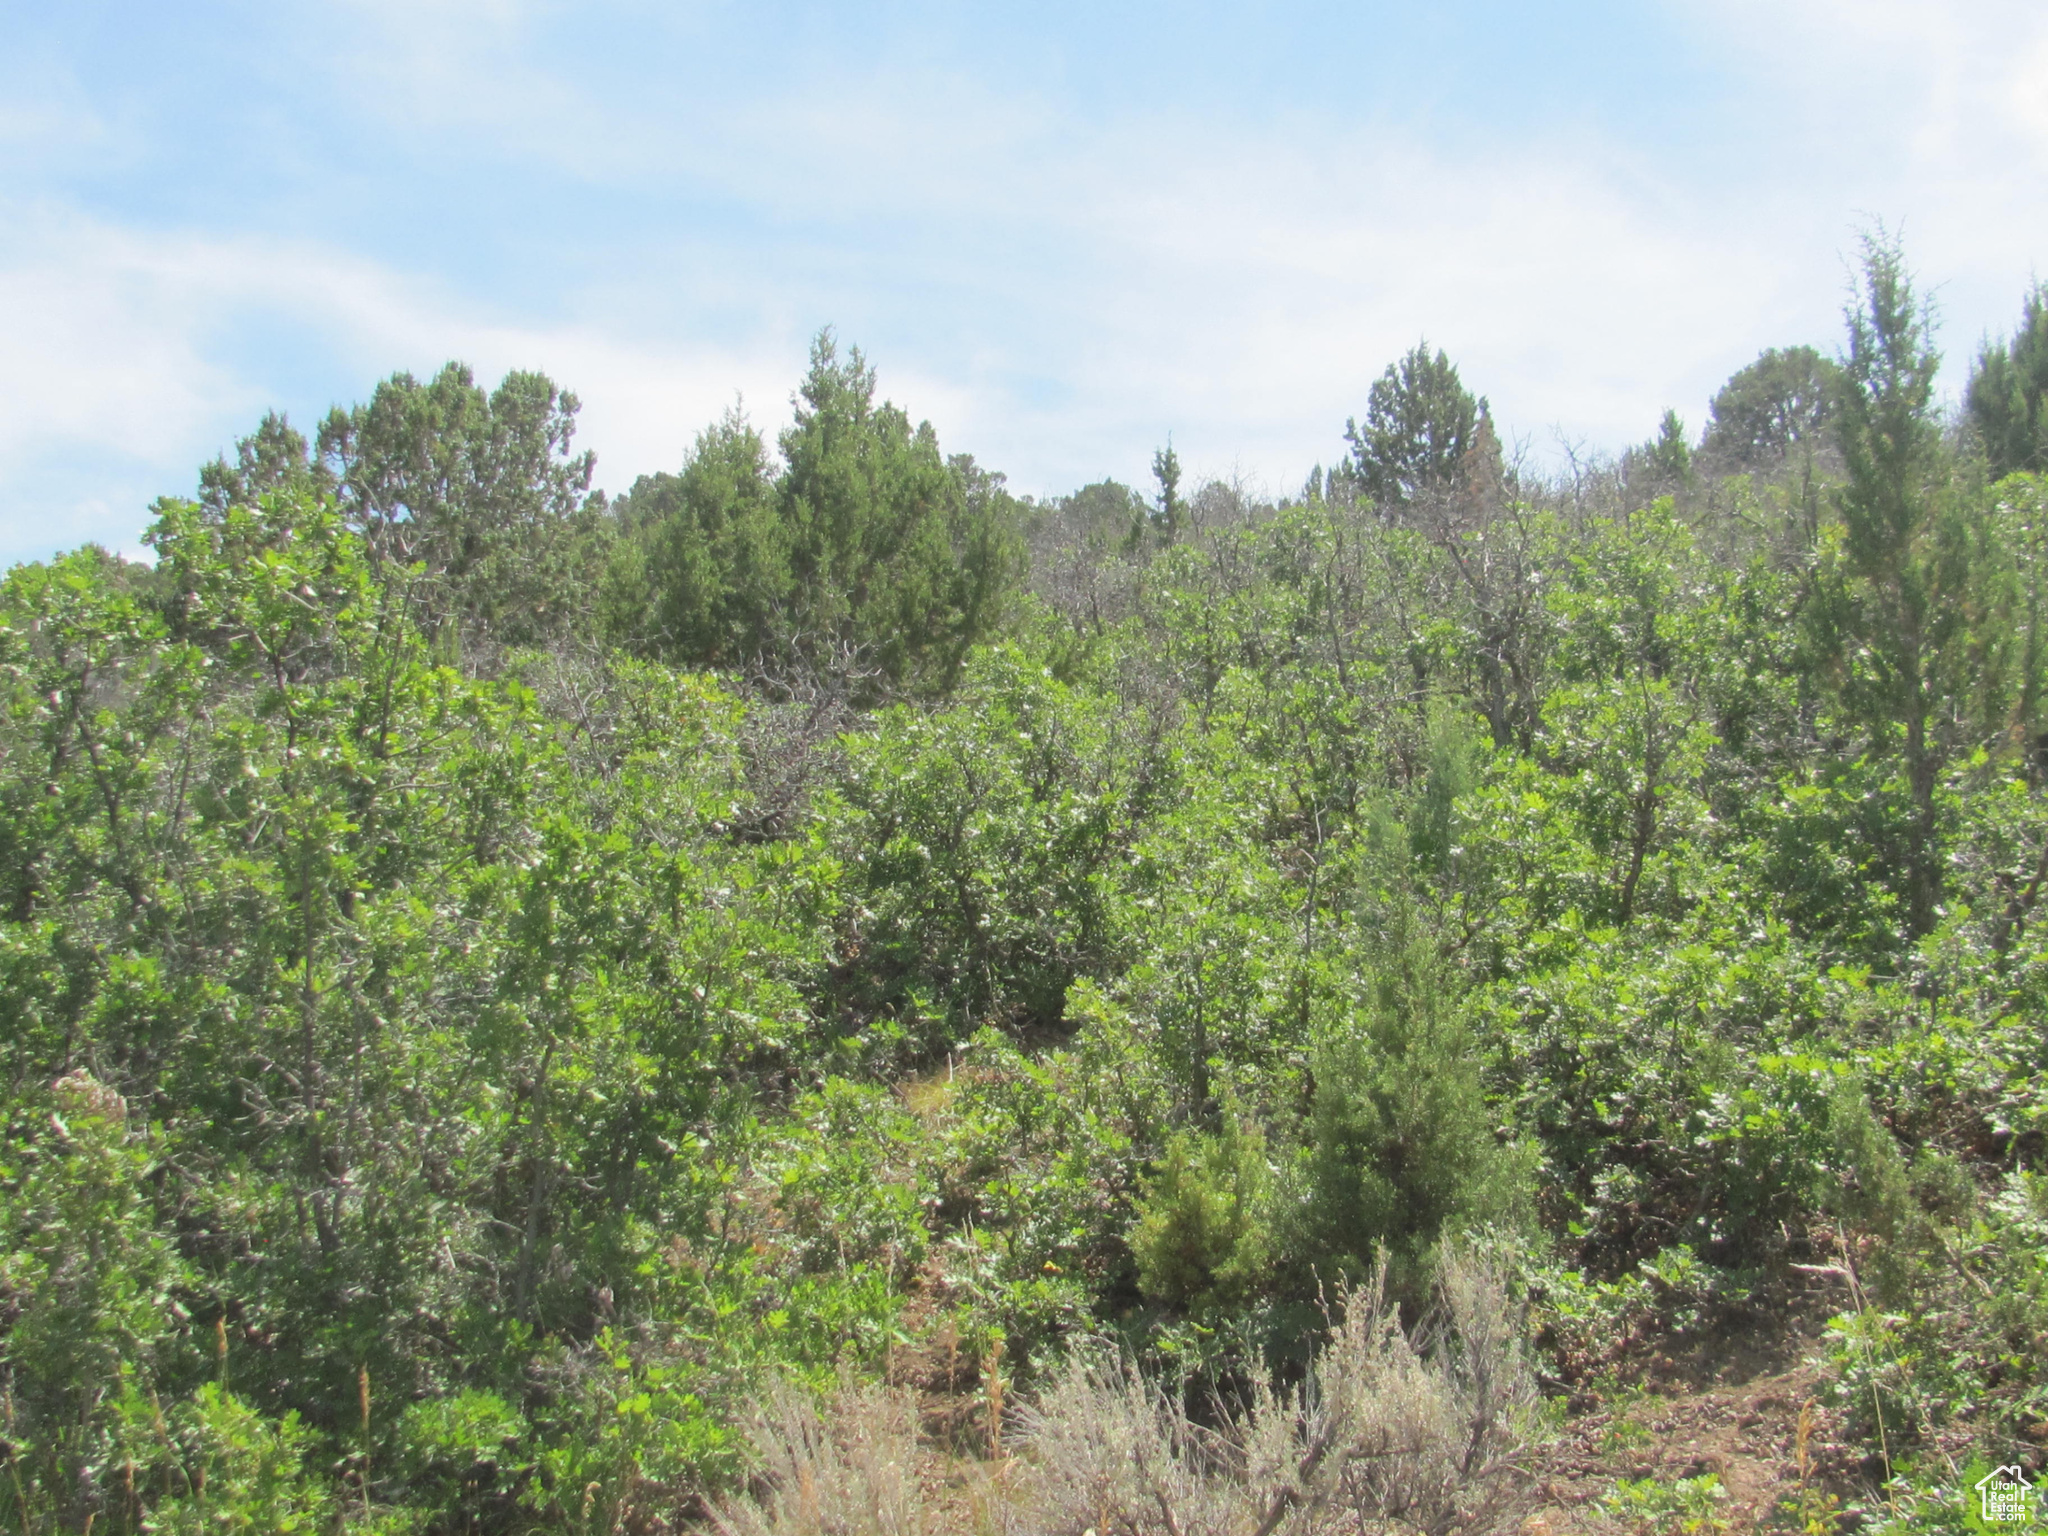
[3,0,2046,565]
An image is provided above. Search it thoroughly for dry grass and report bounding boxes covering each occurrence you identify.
[712,1253,1531,1536]
[1013,1242,1537,1536]
[709,1376,924,1536]
[712,1243,1537,1536]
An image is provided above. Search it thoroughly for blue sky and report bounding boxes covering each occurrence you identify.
[3,0,2046,565]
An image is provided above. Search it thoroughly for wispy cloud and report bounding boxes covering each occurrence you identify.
[0,202,799,562]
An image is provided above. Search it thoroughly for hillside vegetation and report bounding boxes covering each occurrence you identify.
[6,236,2048,1534]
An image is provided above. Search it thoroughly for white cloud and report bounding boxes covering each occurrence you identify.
[722,102,1817,488]
[1672,0,2048,258]
[2009,32,2048,147]
[0,203,801,561]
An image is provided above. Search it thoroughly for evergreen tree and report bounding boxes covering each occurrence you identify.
[775,332,1022,693]
[196,412,334,514]
[1301,918,1527,1298]
[606,409,787,664]
[1622,408,1694,496]
[315,362,604,646]
[601,335,1021,692]
[1967,282,2048,480]
[1700,345,1839,470]
[1814,232,1956,937]
[1344,342,1487,514]
[1149,440,1183,548]
[1130,1113,1275,1313]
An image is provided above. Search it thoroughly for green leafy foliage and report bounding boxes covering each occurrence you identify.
[9,248,2048,1527]
[1604,1471,1730,1536]
[146,1386,338,1536]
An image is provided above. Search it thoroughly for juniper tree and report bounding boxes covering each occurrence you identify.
[1968,281,2048,480]
[1344,342,1488,515]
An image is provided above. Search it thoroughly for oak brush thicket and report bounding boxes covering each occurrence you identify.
[6,237,2048,1533]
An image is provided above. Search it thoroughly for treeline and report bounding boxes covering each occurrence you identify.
[193,334,1023,692]
[4,236,2048,1532]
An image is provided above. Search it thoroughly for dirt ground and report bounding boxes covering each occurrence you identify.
[1526,1340,1841,1536]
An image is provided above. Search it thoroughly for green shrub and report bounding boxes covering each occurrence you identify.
[0,1074,200,1532]
[1300,936,1531,1296]
[921,1028,1135,1369]
[768,1078,930,1281]
[1129,1112,1276,1312]
[1604,1472,1730,1536]
[147,1385,336,1536]
[1821,1073,1921,1300]
[391,1390,529,1527]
